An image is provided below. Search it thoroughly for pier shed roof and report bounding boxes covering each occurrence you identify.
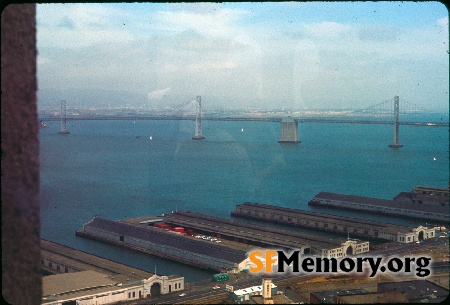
[314,191,449,215]
[84,217,247,264]
[165,211,347,250]
[236,202,417,235]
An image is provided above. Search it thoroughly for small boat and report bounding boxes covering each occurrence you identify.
[39,121,48,128]
[149,136,153,140]
[241,128,244,132]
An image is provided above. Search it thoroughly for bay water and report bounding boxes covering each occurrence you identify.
[39,117,449,281]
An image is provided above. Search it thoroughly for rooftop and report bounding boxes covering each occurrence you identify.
[42,270,119,297]
[251,294,293,304]
[313,192,448,215]
[236,202,419,235]
[83,217,247,264]
[335,291,408,304]
[166,211,353,250]
[41,239,154,282]
[377,280,449,301]
[310,288,368,303]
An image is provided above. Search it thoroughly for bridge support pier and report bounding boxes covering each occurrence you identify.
[388,96,403,148]
[278,117,300,143]
[192,96,205,140]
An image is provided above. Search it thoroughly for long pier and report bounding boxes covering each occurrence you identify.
[231,202,436,243]
[40,239,154,279]
[163,211,368,255]
[40,115,448,127]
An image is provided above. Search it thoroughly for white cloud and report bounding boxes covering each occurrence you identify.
[148,87,171,100]
[36,3,449,111]
[154,7,249,38]
[37,4,135,48]
[303,21,353,40]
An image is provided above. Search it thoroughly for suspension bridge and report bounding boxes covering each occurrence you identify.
[42,96,448,147]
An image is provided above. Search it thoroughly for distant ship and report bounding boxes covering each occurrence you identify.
[39,121,48,128]
[149,136,153,140]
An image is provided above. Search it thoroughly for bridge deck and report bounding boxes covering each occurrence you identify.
[40,115,449,126]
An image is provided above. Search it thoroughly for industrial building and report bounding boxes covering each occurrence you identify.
[412,185,449,198]
[227,275,295,304]
[309,280,449,304]
[309,191,448,223]
[77,216,250,273]
[164,211,369,258]
[77,211,370,275]
[333,291,408,304]
[310,289,369,304]
[41,239,154,278]
[232,202,436,243]
[377,280,449,303]
[40,240,184,305]
[395,185,449,208]
[41,270,183,305]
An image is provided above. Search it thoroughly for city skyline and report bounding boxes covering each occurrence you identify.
[37,2,449,111]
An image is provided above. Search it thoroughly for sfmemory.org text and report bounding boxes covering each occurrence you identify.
[248,250,432,278]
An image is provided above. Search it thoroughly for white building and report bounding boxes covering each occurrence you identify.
[41,270,184,305]
[321,239,370,258]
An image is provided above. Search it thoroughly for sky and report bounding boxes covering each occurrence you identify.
[36,2,449,111]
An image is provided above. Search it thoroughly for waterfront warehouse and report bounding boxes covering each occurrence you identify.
[77,217,250,273]
[308,191,448,223]
[232,202,436,243]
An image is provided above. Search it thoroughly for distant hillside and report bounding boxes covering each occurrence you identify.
[37,88,149,110]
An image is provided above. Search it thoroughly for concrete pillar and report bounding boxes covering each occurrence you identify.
[278,116,300,143]
[1,4,41,304]
[192,96,205,140]
[389,96,403,148]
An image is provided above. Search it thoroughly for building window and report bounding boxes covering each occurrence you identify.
[65,268,68,273]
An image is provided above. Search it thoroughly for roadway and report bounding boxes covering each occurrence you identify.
[40,115,449,127]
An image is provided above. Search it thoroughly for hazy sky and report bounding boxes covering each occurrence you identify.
[37,2,449,111]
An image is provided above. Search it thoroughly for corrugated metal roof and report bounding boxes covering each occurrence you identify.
[165,211,345,249]
[236,202,418,234]
[84,217,246,264]
[42,270,117,297]
[314,191,448,214]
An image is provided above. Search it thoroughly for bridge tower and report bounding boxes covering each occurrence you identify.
[388,96,402,148]
[58,100,70,134]
[192,96,205,140]
[278,116,300,143]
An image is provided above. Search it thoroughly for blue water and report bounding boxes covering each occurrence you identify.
[39,118,449,281]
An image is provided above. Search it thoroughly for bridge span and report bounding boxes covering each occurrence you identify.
[42,95,448,145]
[40,115,448,127]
